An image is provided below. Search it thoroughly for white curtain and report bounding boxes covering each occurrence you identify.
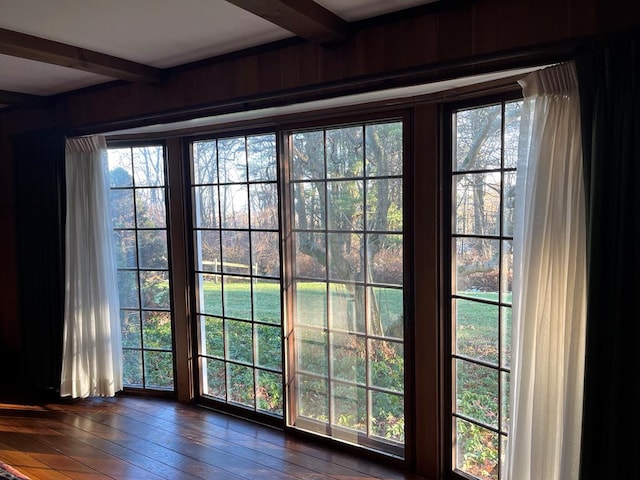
[506,62,586,480]
[60,136,122,398]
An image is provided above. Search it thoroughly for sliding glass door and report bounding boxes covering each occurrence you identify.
[287,121,405,455]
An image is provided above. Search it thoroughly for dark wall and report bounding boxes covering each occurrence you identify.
[0,0,637,388]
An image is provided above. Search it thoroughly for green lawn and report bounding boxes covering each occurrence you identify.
[127,281,504,454]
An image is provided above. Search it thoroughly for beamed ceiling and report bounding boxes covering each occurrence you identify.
[0,0,439,108]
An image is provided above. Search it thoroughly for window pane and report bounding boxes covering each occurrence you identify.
[256,324,281,371]
[250,183,278,229]
[201,315,224,358]
[227,363,254,407]
[133,146,164,187]
[455,298,499,365]
[330,332,365,384]
[452,101,517,479]
[295,281,326,327]
[203,358,226,399]
[144,351,173,389]
[455,104,502,171]
[367,178,403,232]
[113,230,137,268]
[218,137,247,183]
[329,283,364,333]
[366,122,403,177]
[192,133,282,418]
[455,238,500,294]
[369,339,403,393]
[503,171,516,236]
[501,371,510,433]
[220,184,249,229]
[247,134,276,182]
[121,311,141,348]
[193,185,220,228]
[292,131,325,180]
[135,188,166,228]
[501,240,513,301]
[256,370,283,415]
[456,359,499,429]
[368,234,403,286]
[504,101,524,169]
[117,271,139,309]
[332,383,367,432]
[328,233,363,282]
[291,120,404,455]
[226,319,253,364]
[455,418,499,480]
[371,390,404,443]
[221,230,250,274]
[368,287,403,339]
[192,140,217,185]
[197,274,222,316]
[123,349,142,386]
[223,276,252,320]
[297,374,328,421]
[327,180,363,230]
[137,230,168,269]
[296,327,327,376]
[454,172,501,236]
[251,231,279,278]
[142,311,172,350]
[326,126,363,178]
[139,270,170,310]
[253,279,281,324]
[294,233,326,279]
[293,182,325,230]
[110,190,134,228]
[195,230,221,272]
[501,307,512,369]
[107,149,133,187]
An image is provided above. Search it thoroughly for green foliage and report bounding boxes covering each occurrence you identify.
[457,419,499,480]
[454,292,510,480]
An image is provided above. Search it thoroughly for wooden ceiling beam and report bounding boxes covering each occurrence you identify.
[0,89,43,107]
[225,0,349,43]
[0,28,163,83]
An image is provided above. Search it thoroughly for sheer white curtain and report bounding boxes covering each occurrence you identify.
[60,136,122,398]
[506,62,586,480]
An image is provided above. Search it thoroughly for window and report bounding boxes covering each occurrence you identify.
[191,134,283,415]
[188,119,405,456]
[448,100,523,479]
[107,145,175,391]
[287,122,405,455]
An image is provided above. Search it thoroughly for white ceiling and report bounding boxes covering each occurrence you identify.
[0,0,434,97]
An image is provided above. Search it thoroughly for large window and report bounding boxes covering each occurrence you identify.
[448,100,522,479]
[191,134,283,416]
[188,119,405,456]
[107,145,175,390]
[287,122,404,455]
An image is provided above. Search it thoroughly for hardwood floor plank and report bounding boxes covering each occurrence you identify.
[0,395,426,480]
[110,397,413,480]
[91,399,370,480]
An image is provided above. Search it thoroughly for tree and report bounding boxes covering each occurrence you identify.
[454,104,522,292]
[292,122,403,336]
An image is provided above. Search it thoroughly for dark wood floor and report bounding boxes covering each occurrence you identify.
[0,394,426,480]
